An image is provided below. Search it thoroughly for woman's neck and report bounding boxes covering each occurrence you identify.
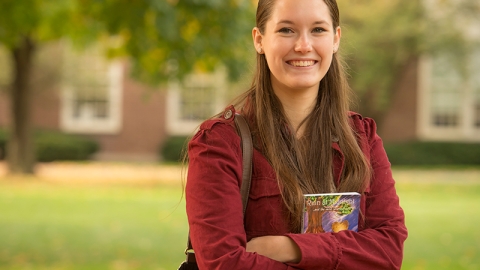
[273,85,318,137]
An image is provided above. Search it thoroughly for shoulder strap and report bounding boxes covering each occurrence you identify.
[234,113,253,213]
[185,113,253,264]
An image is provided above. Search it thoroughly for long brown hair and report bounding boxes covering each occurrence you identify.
[232,0,371,232]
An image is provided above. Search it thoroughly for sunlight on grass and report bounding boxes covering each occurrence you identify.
[398,182,480,270]
[0,167,479,269]
[0,180,187,269]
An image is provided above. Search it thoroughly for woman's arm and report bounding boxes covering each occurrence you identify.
[246,236,301,263]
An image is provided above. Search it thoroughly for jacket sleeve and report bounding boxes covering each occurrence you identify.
[285,117,408,270]
[186,120,299,270]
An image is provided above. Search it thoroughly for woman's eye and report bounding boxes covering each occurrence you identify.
[278,28,293,34]
[313,27,326,33]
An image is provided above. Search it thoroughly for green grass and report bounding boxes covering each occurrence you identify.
[398,182,480,270]
[0,181,187,270]
[0,169,479,269]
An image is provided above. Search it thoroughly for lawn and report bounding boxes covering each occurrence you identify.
[0,166,479,269]
[0,179,188,270]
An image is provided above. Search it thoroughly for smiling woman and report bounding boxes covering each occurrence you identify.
[253,0,340,109]
[185,0,407,269]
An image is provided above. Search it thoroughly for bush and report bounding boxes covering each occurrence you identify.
[0,129,6,160]
[384,141,480,166]
[160,136,189,162]
[35,130,99,162]
[0,128,99,162]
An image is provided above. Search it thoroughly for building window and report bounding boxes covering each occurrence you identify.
[419,47,480,141]
[180,85,216,121]
[472,49,480,129]
[166,68,227,135]
[475,102,480,128]
[429,54,462,128]
[72,91,109,119]
[60,42,123,134]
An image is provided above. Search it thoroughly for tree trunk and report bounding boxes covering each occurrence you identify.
[7,36,36,174]
[357,85,384,123]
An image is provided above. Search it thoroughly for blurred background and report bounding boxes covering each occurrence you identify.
[0,0,479,269]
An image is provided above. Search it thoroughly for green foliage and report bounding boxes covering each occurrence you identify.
[160,136,189,163]
[35,130,99,162]
[0,0,255,82]
[384,141,480,166]
[0,0,256,86]
[336,202,353,216]
[77,0,255,83]
[0,129,98,162]
[0,129,6,160]
[0,0,82,47]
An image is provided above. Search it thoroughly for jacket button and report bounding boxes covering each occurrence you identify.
[224,109,233,119]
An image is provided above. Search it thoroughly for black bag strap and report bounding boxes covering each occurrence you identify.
[184,113,253,264]
[234,113,254,214]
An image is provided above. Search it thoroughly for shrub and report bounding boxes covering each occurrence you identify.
[0,129,6,160]
[160,136,189,162]
[35,130,99,162]
[384,141,480,166]
[0,128,99,162]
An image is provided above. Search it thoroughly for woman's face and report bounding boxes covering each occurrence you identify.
[253,0,341,97]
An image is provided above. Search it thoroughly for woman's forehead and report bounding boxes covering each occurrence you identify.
[267,0,333,26]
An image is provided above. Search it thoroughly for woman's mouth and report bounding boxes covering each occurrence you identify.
[287,60,317,67]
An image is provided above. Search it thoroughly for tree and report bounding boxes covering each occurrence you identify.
[0,0,254,174]
[0,0,78,174]
[339,0,480,124]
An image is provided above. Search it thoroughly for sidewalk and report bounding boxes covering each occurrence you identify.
[0,161,184,184]
[1,162,479,185]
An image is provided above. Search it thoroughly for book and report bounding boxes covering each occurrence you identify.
[301,192,361,234]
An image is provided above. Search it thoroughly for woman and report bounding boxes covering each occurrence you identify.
[186,0,408,269]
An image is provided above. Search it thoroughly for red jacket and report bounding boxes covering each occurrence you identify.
[186,107,407,270]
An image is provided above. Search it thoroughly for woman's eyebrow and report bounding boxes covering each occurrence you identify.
[276,19,330,25]
[277,20,295,25]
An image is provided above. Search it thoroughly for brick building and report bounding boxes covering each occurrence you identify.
[1,37,479,162]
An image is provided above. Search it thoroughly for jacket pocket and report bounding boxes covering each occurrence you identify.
[244,177,287,240]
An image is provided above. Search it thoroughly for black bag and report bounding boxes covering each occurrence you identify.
[178,113,253,270]
[178,261,199,270]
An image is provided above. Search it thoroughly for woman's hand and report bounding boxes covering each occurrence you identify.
[246,235,301,263]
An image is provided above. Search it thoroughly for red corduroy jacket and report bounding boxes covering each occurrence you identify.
[186,106,407,270]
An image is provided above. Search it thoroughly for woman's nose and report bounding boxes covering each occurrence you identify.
[294,34,313,53]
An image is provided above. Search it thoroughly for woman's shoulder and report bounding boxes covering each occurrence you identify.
[348,111,379,140]
[190,106,242,148]
[198,105,238,131]
[188,106,244,161]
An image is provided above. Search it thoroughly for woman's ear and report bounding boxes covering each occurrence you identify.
[252,27,264,54]
[333,26,341,53]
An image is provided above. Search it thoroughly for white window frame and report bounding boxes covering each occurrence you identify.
[166,68,227,136]
[60,43,123,134]
[418,54,480,142]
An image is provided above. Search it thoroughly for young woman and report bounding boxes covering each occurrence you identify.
[185,0,408,269]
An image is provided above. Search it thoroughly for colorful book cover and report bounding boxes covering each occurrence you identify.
[301,192,361,234]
